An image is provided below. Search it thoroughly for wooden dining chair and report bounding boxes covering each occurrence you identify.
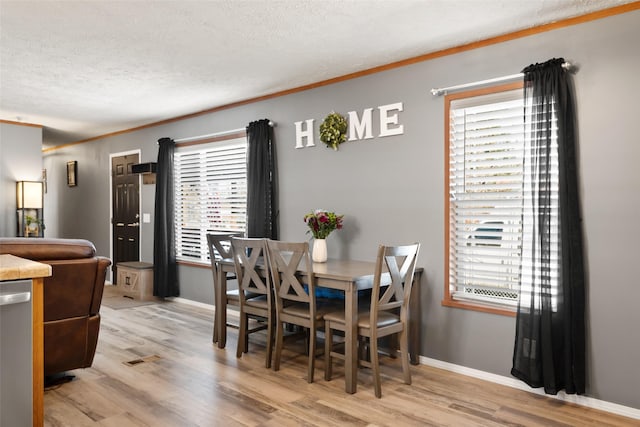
[206,232,242,347]
[324,243,420,397]
[266,240,341,383]
[231,237,274,368]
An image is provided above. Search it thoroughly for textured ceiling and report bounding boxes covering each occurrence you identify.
[0,0,633,148]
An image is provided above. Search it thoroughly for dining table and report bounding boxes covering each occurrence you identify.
[216,257,423,394]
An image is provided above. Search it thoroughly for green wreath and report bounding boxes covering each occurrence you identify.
[319,111,348,151]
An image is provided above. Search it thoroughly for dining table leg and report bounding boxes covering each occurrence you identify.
[344,282,358,394]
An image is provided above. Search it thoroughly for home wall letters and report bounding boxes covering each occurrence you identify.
[294,102,404,149]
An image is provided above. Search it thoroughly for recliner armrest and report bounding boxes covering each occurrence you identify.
[0,237,96,260]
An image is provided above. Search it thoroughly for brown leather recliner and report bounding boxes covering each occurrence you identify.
[0,238,111,376]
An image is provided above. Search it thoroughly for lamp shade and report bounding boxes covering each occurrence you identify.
[17,181,43,209]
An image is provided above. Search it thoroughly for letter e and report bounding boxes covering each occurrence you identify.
[378,102,404,137]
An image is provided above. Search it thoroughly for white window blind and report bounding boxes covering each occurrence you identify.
[448,87,560,309]
[449,89,525,306]
[175,136,247,263]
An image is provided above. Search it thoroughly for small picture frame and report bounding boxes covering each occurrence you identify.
[67,161,77,187]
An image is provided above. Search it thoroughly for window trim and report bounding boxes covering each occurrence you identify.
[443,81,523,317]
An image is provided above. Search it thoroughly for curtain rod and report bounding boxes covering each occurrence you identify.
[430,62,573,96]
[173,120,276,143]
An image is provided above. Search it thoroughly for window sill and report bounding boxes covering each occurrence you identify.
[442,298,516,317]
[177,260,210,269]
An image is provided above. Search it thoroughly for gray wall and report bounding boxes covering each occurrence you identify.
[0,122,42,237]
[41,11,640,409]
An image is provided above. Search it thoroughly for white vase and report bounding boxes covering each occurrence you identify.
[312,238,327,263]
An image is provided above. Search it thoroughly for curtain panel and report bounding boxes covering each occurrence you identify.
[246,119,278,239]
[153,137,179,297]
[511,58,586,395]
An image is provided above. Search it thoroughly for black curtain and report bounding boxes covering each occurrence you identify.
[246,119,278,239]
[153,137,179,297]
[512,58,585,394]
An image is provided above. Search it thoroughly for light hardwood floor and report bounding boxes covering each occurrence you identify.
[44,300,637,427]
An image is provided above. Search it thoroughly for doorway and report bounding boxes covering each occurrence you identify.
[110,152,140,282]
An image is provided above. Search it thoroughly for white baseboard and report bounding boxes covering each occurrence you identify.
[420,356,640,421]
[165,297,639,420]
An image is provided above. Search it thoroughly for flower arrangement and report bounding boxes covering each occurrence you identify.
[319,111,348,150]
[304,209,344,239]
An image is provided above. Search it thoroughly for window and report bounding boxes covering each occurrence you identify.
[444,82,559,315]
[174,134,248,263]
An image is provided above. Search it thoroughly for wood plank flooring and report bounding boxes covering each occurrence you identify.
[43,300,637,426]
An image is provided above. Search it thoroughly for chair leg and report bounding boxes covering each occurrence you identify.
[217,271,228,349]
[265,314,273,369]
[212,310,219,343]
[307,325,316,383]
[324,320,333,381]
[236,312,246,358]
[370,335,382,398]
[389,334,399,359]
[244,316,250,353]
[212,286,220,344]
[303,328,310,354]
[219,296,228,349]
[358,336,368,363]
[273,321,284,371]
[399,329,411,385]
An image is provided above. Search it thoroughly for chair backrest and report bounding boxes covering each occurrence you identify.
[206,232,242,278]
[231,237,271,303]
[207,233,242,263]
[266,240,316,313]
[371,243,420,325]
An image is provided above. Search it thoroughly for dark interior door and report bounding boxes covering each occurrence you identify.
[112,154,140,282]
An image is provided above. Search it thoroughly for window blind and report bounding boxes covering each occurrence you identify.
[449,90,525,306]
[448,88,560,307]
[175,137,247,263]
